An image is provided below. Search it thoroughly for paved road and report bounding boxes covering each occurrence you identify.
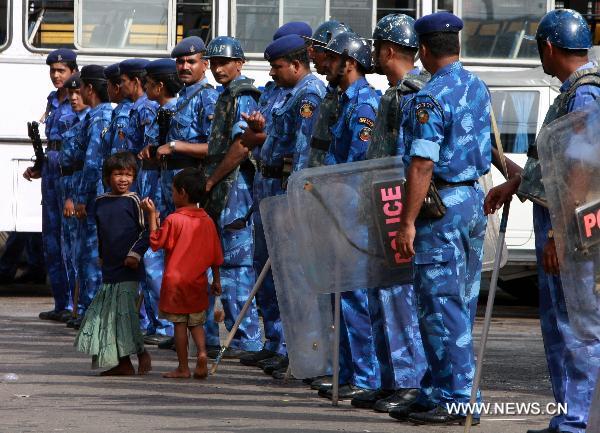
[0,285,555,433]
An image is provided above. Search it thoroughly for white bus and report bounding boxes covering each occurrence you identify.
[0,0,597,294]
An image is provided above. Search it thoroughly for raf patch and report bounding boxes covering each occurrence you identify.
[416,108,429,124]
[358,117,375,128]
[359,126,372,142]
[300,101,315,119]
[118,130,126,140]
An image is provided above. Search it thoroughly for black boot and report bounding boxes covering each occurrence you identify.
[350,389,395,409]
[373,388,419,413]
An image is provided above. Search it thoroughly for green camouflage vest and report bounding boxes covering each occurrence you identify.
[308,87,339,168]
[204,77,261,220]
[367,70,430,159]
[519,66,600,201]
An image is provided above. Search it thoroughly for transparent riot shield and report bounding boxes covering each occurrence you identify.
[538,103,600,341]
[260,195,333,379]
[285,156,505,294]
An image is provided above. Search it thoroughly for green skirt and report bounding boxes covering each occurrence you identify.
[74,281,144,369]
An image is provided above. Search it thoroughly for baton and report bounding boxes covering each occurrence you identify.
[210,258,271,375]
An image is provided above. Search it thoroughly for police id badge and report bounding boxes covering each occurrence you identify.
[415,101,434,124]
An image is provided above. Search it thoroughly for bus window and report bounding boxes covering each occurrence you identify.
[490,90,540,153]
[27,0,75,49]
[235,0,325,54]
[76,0,170,51]
[176,0,213,44]
[436,0,453,12]
[460,0,545,61]
[0,0,7,48]
[330,0,373,38]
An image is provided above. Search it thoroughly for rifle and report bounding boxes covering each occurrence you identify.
[154,108,174,159]
[27,121,45,172]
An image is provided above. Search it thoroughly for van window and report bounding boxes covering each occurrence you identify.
[0,0,8,48]
[27,0,75,49]
[460,0,545,61]
[490,90,540,153]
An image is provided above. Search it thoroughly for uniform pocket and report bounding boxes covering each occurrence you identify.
[413,246,454,265]
[173,113,193,138]
[413,246,458,297]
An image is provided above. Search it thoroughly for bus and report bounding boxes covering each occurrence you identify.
[1,0,598,294]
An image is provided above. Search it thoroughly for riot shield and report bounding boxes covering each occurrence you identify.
[285,156,505,294]
[589,374,600,433]
[537,102,600,341]
[260,195,333,379]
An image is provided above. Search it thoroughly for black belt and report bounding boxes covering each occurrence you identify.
[141,159,161,170]
[434,178,476,189]
[161,157,200,170]
[47,141,62,151]
[527,145,538,160]
[258,161,284,179]
[310,137,331,151]
[60,161,83,176]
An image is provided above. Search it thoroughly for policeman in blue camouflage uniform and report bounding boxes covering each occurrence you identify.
[24,49,77,322]
[72,65,114,329]
[303,20,352,169]
[102,63,133,158]
[135,59,182,342]
[485,10,600,433]
[58,73,90,325]
[156,36,218,217]
[308,31,380,401]
[202,36,263,358]
[348,14,427,412]
[238,34,326,373]
[392,12,490,425]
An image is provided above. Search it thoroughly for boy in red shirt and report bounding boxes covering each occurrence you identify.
[141,168,223,379]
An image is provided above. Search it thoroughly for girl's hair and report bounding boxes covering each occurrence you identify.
[150,73,183,97]
[173,167,207,203]
[103,151,138,185]
[81,78,110,103]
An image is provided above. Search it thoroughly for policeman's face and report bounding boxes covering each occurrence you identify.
[210,57,243,85]
[176,54,208,85]
[537,40,555,76]
[107,81,123,104]
[323,51,345,84]
[120,74,140,100]
[144,76,162,101]
[68,88,87,112]
[49,62,73,89]
[108,168,135,195]
[79,82,92,106]
[308,45,328,75]
[373,40,386,75]
[269,58,298,88]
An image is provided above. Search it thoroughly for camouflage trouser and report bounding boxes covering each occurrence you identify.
[160,167,183,217]
[534,204,600,433]
[42,151,70,311]
[75,212,102,316]
[60,175,77,308]
[413,185,487,409]
[368,284,426,390]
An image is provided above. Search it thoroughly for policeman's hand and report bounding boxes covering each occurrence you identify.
[156,143,173,158]
[23,166,41,181]
[484,177,519,215]
[205,177,215,193]
[543,238,560,275]
[138,145,153,160]
[63,199,75,217]
[74,204,87,219]
[395,222,416,259]
[124,256,139,270]
[210,280,222,296]
[140,197,156,214]
[241,111,265,132]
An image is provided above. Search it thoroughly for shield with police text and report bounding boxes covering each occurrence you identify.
[260,195,333,379]
[538,102,600,341]
[281,156,505,294]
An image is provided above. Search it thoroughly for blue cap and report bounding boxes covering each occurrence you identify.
[273,22,312,40]
[373,14,418,49]
[103,63,120,80]
[264,34,306,61]
[145,58,177,76]
[414,12,463,35]
[119,59,150,75]
[80,65,106,81]
[205,36,245,59]
[527,9,592,50]
[171,36,206,58]
[64,73,81,89]
[46,48,77,65]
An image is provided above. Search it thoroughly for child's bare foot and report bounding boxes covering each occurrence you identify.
[193,356,208,380]
[137,350,152,375]
[162,367,191,379]
[100,358,135,376]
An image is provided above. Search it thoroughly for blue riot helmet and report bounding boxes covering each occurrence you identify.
[324,32,372,70]
[204,36,245,60]
[305,20,353,46]
[532,9,592,50]
[372,14,418,49]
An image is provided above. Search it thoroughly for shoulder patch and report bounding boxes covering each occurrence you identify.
[358,117,375,128]
[300,101,316,119]
[359,126,372,142]
[416,108,429,124]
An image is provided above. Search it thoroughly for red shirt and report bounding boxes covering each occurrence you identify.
[150,207,223,314]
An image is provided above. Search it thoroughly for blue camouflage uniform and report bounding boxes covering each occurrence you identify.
[42,91,73,312]
[128,95,158,155]
[162,77,218,216]
[519,60,600,433]
[253,72,326,355]
[102,99,133,158]
[203,75,263,352]
[74,102,113,315]
[402,60,490,409]
[323,76,381,390]
[58,107,89,307]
